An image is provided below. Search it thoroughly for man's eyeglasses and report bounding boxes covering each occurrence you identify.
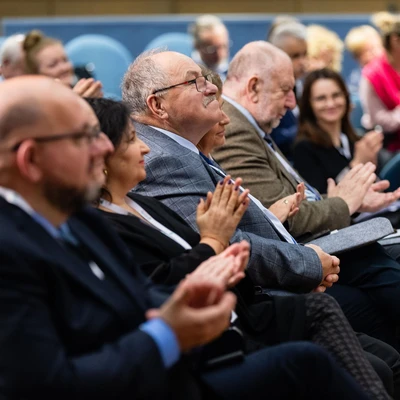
[11,130,102,152]
[152,74,212,95]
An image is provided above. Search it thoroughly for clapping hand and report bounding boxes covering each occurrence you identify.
[269,183,305,223]
[196,176,250,253]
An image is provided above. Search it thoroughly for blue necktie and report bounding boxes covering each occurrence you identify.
[199,152,297,244]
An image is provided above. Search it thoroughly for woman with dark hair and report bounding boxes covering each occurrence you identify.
[293,68,383,193]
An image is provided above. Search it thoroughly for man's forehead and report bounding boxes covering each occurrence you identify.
[169,58,202,80]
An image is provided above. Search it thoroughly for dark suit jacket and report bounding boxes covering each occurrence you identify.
[98,193,216,285]
[99,193,307,347]
[0,197,201,400]
[212,101,351,239]
[293,139,354,194]
[133,122,322,292]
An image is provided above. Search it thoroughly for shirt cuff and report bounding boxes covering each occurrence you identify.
[140,318,180,368]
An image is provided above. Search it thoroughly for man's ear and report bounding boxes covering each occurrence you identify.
[15,141,42,183]
[247,76,260,103]
[146,94,168,120]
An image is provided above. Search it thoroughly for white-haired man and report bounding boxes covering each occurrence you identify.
[0,33,26,79]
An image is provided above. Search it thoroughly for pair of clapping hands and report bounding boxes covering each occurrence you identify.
[196,176,305,255]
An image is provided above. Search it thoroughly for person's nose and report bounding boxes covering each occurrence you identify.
[91,132,114,157]
[220,110,230,126]
[286,90,297,110]
[138,138,150,155]
[204,81,218,95]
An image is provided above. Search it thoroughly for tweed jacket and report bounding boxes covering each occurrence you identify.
[133,122,322,293]
[212,100,351,239]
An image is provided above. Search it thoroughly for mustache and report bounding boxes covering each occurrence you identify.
[203,95,217,108]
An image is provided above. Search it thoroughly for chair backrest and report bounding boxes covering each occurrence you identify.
[379,153,400,192]
[0,37,7,51]
[144,32,192,56]
[65,34,133,98]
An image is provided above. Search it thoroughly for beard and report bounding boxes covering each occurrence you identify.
[42,177,101,215]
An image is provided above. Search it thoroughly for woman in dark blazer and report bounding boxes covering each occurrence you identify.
[294,68,383,193]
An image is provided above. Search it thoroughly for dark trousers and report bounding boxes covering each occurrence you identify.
[201,342,369,399]
[359,332,400,400]
[326,243,400,348]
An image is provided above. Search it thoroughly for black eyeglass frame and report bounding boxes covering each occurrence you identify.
[11,130,102,152]
[152,74,212,95]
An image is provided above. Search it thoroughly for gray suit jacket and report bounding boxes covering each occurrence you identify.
[212,101,351,239]
[133,123,322,293]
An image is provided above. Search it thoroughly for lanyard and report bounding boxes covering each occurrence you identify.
[99,198,192,250]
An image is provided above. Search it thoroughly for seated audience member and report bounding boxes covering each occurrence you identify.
[212,41,400,238]
[268,21,309,161]
[361,12,400,152]
[266,15,300,41]
[0,33,26,79]
[88,96,398,399]
[126,48,400,347]
[189,15,230,80]
[0,76,379,400]
[307,24,344,73]
[345,25,384,97]
[197,67,305,221]
[23,30,103,98]
[293,68,383,194]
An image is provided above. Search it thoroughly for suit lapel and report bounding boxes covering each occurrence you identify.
[68,217,149,312]
[2,200,147,316]
[264,133,300,191]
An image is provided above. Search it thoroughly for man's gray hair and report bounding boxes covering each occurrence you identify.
[0,34,25,66]
[189,15,226,46]
[121,49,169,116]
[269,22,307,48]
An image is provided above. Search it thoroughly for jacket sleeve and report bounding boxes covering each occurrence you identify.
[213,119,351,239]
[106,215,216,285]
[0,248,170,399]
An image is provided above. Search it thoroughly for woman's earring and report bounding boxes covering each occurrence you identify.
[103,169,108,176]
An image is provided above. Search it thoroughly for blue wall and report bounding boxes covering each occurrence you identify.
[2,14,373,79]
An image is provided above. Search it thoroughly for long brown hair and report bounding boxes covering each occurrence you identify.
[298,68,359,148]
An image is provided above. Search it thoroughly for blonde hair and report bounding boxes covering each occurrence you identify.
[23,30,61,74]
[307,24,344,72]
[372,11,400,50]
[345,25,381,58]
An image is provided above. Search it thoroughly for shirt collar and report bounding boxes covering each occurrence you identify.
[0,186,62,239]
[150,125,199,154]
[222,95,267,139]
